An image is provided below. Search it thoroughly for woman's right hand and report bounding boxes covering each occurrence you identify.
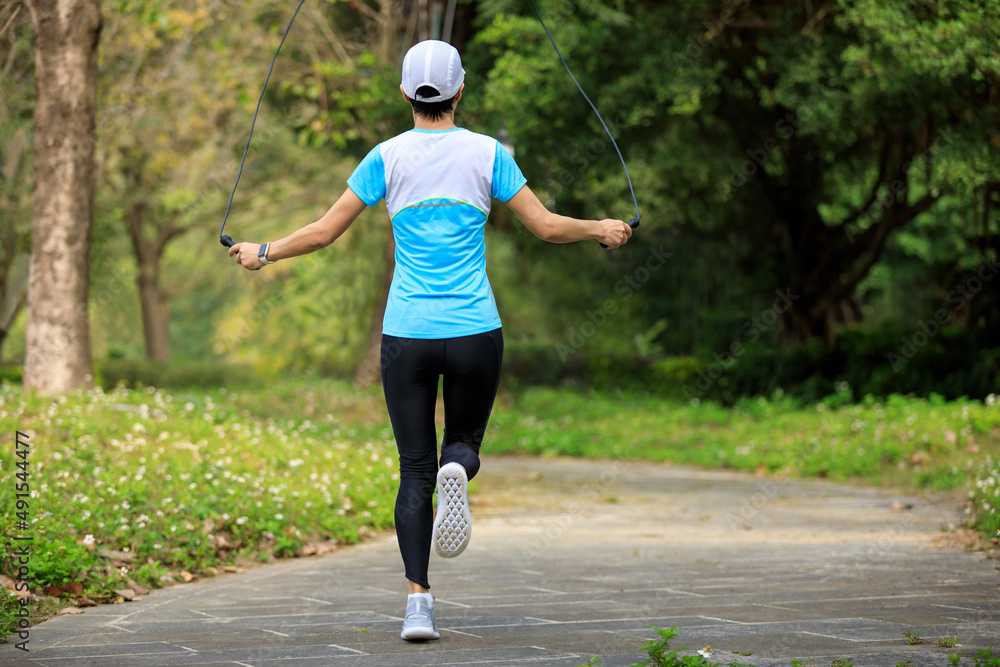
[597,218,633,249]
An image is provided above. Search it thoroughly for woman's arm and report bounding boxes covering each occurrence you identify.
[505,185,632,248]
[229,189,370,270]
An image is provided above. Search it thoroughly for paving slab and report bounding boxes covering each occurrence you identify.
[3,456,997,666]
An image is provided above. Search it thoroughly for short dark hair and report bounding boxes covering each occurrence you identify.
[410,86,456,121]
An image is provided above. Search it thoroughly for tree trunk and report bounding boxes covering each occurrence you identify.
[136,265,171,361]
[126,200,172,361]
[353,216,395,386]
[22,0,101,393]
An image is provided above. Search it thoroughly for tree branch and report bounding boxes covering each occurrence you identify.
[839,134,891,229]
[0,3,20,39]
[824,192,938,309]
[800,3,831,35]
[1,287,26,332]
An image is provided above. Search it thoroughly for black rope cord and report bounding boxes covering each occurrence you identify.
[220,0,307,248]
[528,0,641,231]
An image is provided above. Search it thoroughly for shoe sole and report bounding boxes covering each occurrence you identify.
[433,463,471,558]
[400,626,440,641]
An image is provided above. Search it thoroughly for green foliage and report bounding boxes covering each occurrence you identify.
[0,2,34,363]
[488,387,1000,502]
[633,626,685,667]
[0,366,23,385]
[972,649,1000,667]
[940,634,959,648]
[969,455,1000,536]
[830,660,854,667]
[31,543,96,587]
[903,630,924,645]
[467,0,1000,364]
[97,359,262,390]
[481,320,1000,406]
[0,591,21,642]
[502,341,588,388]
[629,625,756,667]
[0,379,398,607]
[3,0,999,394]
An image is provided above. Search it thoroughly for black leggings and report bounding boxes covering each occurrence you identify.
[380,328,503,589]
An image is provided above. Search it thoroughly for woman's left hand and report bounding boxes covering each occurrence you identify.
[228,242,264,271]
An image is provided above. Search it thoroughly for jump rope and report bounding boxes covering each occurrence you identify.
[219,0,639,250]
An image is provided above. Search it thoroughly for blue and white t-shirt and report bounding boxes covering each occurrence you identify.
[347,128,527,339]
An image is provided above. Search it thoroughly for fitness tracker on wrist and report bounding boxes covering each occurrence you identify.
[258,243,276,265]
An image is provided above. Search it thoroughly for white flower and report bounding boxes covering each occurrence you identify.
[118,566,128,575]
[82,534,95,546]
[697,647,713,658]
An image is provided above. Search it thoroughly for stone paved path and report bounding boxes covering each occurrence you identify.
[4,456,997,666]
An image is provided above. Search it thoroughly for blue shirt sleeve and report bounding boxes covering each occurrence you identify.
[347,145,386,206]
[491,141,527,202]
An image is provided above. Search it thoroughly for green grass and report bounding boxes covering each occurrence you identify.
[489,387,1000,497]
[0,379,400,633]
[2,379,998,638]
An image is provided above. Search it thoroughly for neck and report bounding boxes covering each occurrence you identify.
[412,113,458,131]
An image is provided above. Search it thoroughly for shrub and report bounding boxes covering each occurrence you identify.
[969,456,1000,537]
[0,366,23,386]
[502,341,588,388]
[97,359,262,390]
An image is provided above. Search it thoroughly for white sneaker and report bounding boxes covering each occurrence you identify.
[433,462,471,558]
[400,594,439,641]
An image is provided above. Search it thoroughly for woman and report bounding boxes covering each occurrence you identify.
[229,39,632,641]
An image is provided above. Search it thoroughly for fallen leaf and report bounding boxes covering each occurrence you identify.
[891,501,914,511]
[98,549,135,563]
[57,607,84,615]
[77,598,98,607]
[47,581,84,598]
[114,589,136,601]
[125,579,150,596]
[0,575,29,598]
[301,542,338,557]
[179,571,194,583]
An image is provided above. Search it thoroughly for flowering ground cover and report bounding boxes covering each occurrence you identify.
[1,378,997,638]
[0,379,399,635]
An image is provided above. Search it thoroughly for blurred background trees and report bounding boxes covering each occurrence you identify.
[2,0,997,399]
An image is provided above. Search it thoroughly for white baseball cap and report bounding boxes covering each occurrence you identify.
[401,40,465,103]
